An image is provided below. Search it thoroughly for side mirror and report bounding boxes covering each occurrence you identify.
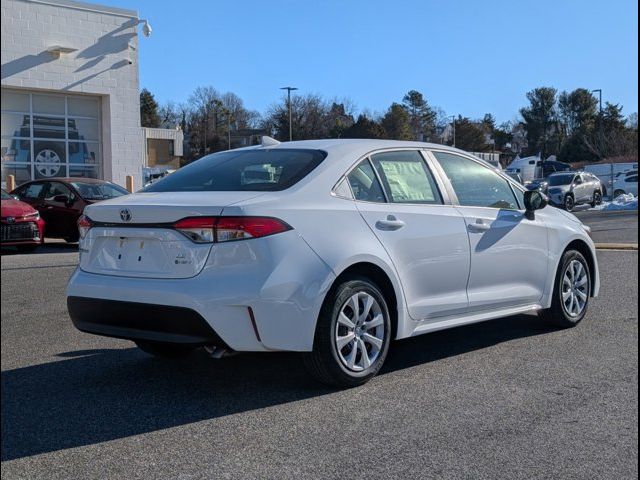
[524,190,548,212]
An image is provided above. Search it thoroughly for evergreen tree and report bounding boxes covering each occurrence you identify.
[381,103,412,140]
[140,88,161,128]
[402,90,436,141]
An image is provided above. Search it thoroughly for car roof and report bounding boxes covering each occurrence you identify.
[21,177,111,184]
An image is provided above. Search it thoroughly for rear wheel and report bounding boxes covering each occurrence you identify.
[564,194,575,212]
[591,191,602,208]
[135,340,196,358]
[539,250,591,328]
[304,277,391,387]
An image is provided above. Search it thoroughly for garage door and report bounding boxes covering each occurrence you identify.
[1,89,102,186]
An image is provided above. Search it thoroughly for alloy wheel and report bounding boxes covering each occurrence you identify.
[334,292,385,372]
[562,259,589,317]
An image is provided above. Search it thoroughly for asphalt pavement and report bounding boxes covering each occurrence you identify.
[574,210,638,245]
[1,246,637,479]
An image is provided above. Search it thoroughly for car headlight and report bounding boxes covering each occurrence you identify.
[24,212,40,220]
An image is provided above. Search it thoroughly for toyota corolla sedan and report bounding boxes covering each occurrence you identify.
[67,139,599,387]
[1,189,45,251]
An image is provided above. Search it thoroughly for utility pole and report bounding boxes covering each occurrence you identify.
[280,86,298,141]
[592,89,610,196]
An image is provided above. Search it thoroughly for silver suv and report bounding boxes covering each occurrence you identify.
[547,172,603,211]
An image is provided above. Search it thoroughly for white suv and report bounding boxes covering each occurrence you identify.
[67,139,599,387]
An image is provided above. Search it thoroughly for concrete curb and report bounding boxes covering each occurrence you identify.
[595,243,638,251]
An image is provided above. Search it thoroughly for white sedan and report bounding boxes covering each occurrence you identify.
[67,139,600,387]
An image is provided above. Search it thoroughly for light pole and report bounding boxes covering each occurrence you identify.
[592,89,610,196]
[280,86,298,141]
[445,115,456,147]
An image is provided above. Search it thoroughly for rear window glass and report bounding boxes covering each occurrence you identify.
[144,149,327,192]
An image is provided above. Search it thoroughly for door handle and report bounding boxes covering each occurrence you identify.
[375,215,405,231]
[467,219,490,233]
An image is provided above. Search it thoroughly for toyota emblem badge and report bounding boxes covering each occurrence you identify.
[119,209,132,222]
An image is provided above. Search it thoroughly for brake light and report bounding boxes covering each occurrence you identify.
[78,215,93,239]
[173,216,291,243]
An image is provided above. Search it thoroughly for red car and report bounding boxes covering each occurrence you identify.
[1,189,45,252]
[11,178,129,242]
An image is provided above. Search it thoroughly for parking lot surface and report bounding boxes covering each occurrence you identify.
[1,248,638,480]
[575,210,638,244]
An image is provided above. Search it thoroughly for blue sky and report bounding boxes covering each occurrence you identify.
[108,0,638,122]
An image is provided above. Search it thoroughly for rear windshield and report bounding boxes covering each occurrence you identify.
[71,182,129,200]
[144,149,327,192]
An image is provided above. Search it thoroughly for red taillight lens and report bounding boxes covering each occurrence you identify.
[173,216,291,243]
[78,215,93,239]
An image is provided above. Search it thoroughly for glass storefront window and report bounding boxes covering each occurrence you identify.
[1,90,101,185]
[1,91,29,112]
[1,137,31,163]
[32,94,65,115]
[1,113,30,138]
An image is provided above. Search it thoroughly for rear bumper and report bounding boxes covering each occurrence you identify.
[66,232,335,352]
[68,296,229,346]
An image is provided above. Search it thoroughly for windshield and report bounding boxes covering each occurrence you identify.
[1,189,12,200]
[144,149,327,192]
[548,174,575,186]
[71,182,129,200]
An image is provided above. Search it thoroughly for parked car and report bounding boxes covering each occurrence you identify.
[11,178,129,242]
[66,139,600,387]
[1,189,45,252]
[613,172,638,198]
[525,178,549,195]
[546,172,603,211]
[583,163,638,197]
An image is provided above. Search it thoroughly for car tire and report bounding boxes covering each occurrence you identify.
[304,276,392,388]
[538,250,591,328]
[64,235,79,243]
[591,191,602,208]
[563,194,575,211]
[614,189,625,198]
[135,340,197,358]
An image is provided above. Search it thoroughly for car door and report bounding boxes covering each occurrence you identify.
[13,181,47,211]
[572,174,589,203]
[430,151,549,312]
[41,182,81,238]
[347,150,471,320]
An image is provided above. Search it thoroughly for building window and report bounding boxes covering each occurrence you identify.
[1,89,101,186]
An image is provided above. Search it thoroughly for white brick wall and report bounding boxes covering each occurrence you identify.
[1,0,143,189]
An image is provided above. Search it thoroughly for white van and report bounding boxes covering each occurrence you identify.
[505,156,571,184]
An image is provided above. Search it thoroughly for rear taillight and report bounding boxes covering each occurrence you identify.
[173,216,291,243]
[173,217,216,243]
[78,215,93,239]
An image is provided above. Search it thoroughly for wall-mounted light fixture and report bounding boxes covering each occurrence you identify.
[46,45,78,58]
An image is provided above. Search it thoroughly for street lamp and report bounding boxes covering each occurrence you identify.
[280,86,298,141]
[592,89,612,197]
[445,115,456,147]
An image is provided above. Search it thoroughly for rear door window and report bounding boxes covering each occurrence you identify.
[370,151,442,204]
[16,182,46,200]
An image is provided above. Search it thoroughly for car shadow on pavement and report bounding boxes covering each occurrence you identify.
[1,313,554,461]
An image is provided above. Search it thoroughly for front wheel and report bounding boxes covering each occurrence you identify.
[564,194,575,212]
[613,189,625,198]
[304,277,391,387]
[135,340,197,358]
[538,250,591,328]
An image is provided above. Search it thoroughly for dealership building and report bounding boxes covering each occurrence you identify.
[1,0,181,190]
